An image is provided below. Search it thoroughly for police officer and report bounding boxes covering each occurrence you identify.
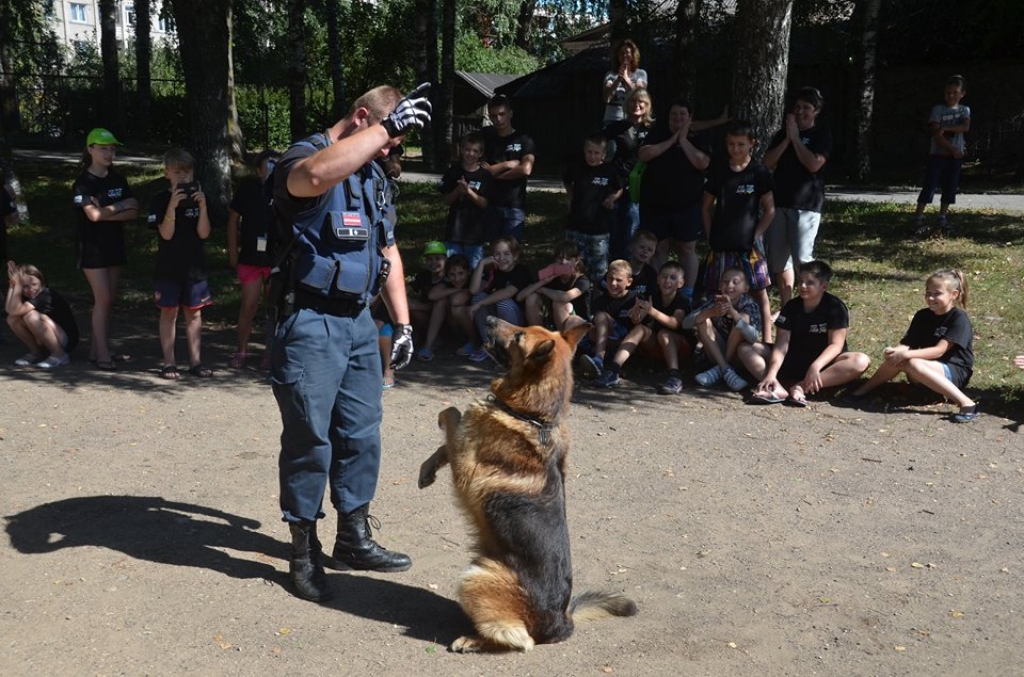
[271,84,430,601]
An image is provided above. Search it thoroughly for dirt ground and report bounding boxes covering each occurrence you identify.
[2,318,1022,677]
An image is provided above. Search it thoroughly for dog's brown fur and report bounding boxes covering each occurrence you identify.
[419,317,637,652]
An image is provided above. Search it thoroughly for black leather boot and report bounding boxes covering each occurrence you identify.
[329,504,412,572]
[288,521,333,601]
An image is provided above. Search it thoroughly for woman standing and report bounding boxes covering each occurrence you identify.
[602,39,648,125]
[604,88,655,260]
[71,128,139,370]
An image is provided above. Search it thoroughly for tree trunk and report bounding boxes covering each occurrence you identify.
[412,0,437,169]
[168,0,235,223]
[608,0,630,44]
[226,5,245,165]
[851,0,881,182]
[135,0,152,138]
[0,27,19,134]
[98,0,122,131]
[730,0,793,159]
[324,0,345,120]
[671,0,700,103]
[439,0,455,163]
[514,0,536,51]
[287,0,307,141]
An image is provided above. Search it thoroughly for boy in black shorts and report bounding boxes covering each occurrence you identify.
[738,260,869,406]
[147,148,213,380]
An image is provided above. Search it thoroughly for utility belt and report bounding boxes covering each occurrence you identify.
[293,288,366,318]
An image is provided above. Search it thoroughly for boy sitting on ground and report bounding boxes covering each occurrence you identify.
[580,259,639,377]
[597,229,658,301]
[684,266,762,391]
[737,260,870,405]
[593,260,691,394]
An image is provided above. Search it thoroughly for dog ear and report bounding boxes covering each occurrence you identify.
[561,323,592,351]
[529,339,556,364]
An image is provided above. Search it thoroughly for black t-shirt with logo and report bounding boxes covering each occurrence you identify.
[705,160,774,252]
[229,178,273,267]
[901,306,974,386]
[482,127,536,209]
[767,125,831,212]
[148,191,208,282]
[562,161,622,235]
[439,163,492,245]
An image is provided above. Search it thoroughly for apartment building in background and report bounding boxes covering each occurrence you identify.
[48,0,174,52]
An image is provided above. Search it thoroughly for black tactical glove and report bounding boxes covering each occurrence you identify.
[390,323,414,370]
[381,83,432,138]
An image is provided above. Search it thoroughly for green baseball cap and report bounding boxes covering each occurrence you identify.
[86,128,121,146]
[423,241,447,257]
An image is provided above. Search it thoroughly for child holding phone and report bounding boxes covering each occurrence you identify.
[517,241,591,331]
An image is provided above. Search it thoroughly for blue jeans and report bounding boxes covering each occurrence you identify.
[489,206,526,243]
[566,229,610,286]
[610,196,639,261]
[917,155,964,206]
[445,242,484,270]
[272,307,383,521]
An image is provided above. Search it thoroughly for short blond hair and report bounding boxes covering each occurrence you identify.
[350,86,402,125]
[607,259,633,279]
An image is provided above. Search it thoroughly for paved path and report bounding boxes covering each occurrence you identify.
[12,148,1023,213]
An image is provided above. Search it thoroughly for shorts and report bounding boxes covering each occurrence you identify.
[765,207,820,273]
[155,278,213,310]
[777,350,847,384]
[700,241,771,295]
[237,263,272,286]
[640,204,703,243]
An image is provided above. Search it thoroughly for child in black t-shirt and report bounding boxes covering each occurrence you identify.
[701,121,775,342]
[592,261,691,394]
[147,148,213,380]
[579,259,639,378]
[467,237,534,362]
[563,133,623,285]
[410,241,451,361]
[440,131,491,269]
[425,255,477,357]
[6,261,79,369]
[846,269,978,422]
[517,241,592,331]
[598,228,658,300]
[227,149,279,370]
[738,260,870,406]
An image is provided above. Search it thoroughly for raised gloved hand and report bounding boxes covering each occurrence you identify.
[381,83,432,138]
[390,323,414,370]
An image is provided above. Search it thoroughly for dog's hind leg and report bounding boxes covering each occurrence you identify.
[453,561,535,653]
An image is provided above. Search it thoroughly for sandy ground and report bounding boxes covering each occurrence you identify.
[2,320,1023,677]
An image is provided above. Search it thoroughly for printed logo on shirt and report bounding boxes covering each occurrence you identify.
[809,323,828,334]
[468,180,482,191]
[735,184,755,195]
[185,206,200,219]
[591,177,610,187]
[147,213,157,224]
[801,136,812,146]
[73,195,84,205]
[934,326,948,339]
[107,188,124,199]
[505,143,523,153]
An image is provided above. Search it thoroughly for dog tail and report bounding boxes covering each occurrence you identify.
[569,591,638,623]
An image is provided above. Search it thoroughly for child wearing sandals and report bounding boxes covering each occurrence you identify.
[684,266,761,391]
[738,260,870,406]
[147,148,213,380]
[418,254,476,360]
[6,261,79,369]
[845,269,978,423]
[517,241,591,331]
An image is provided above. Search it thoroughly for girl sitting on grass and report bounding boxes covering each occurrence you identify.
[6,261,79,369]
[845,269,977,422]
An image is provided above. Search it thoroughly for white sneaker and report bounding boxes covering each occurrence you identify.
[15,353,44,367]
[723,367,748,392]
[695,365,723,387]
[37,354,69,369]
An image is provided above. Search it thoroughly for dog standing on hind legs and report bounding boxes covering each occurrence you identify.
[419,316,637,652]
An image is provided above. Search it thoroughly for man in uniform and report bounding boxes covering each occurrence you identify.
[271,83,430,601]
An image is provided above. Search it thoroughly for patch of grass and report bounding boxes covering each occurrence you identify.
[7,162,1024,406]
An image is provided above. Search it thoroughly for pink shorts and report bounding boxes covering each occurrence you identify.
[237,263,272,286]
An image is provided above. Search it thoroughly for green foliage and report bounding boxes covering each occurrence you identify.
[235,85,292,150]
[455,33,541,75]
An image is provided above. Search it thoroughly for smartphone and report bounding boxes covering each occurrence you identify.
[176,181,199,196]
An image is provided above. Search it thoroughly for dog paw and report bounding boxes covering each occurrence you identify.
[418,459,438,488]
[450,635,484,653]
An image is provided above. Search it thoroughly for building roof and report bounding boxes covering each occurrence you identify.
[455,72,520,99]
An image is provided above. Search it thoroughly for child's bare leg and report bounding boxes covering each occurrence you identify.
[236,278,262,353]
[84,267,119,363]
[160,307,179,366]
[27,312,67,357]
[653,239,671,272]
[551,301,574,330]
[737,341,771,381]
[801,352,871,395]
[723,327,746,363]
[696,320,729,370]
[378,331,394,386]
[903,358,974,408]
[610,324,647,368]
[7,314,43,355]
[448,295,477,345]
[184,307,203,367]
[657,329,680,371]
[752,288,772,342]
[592,312,612,359]
[852,357,904,395]
[423,300,447,351]
[524,292,545,327]
[776,268,795,306]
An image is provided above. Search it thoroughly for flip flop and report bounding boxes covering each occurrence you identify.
[785,396,809,407]
[95,360,117,371]
[750,390,785,404]
[159,364,180,381]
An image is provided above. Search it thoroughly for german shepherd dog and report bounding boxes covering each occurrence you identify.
[419,316,637,652]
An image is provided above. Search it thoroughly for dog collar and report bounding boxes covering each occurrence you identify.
[488,395,553,445]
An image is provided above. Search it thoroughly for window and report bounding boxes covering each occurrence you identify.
[69,2,87,23]
[157,16,175,33]
[126,2,136,27]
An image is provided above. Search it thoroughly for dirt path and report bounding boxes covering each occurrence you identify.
[1,323,1022,676]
